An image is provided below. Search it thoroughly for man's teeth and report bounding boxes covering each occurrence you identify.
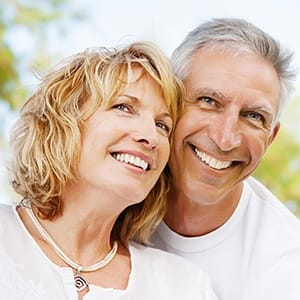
[115,153,148,171]
[194,148,232,170]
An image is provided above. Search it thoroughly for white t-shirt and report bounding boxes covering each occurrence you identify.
[0,204,218,300]
[151,177,300,300]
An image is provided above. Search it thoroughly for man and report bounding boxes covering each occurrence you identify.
[151,18,300,300]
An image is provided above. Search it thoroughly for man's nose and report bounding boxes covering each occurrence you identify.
[208,113,242,151]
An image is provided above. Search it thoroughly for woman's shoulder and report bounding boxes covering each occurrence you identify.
[0,203,24,244]
[0,202,14,212]
[0,203,17,226]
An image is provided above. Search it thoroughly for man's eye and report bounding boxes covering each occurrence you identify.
[156,121,171,135]
[245,111,264,122]
[199,97,216,106]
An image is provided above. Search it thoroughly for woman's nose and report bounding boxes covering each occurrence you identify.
[132,119,159,149]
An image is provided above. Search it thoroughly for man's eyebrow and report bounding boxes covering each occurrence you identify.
[193,89,275,115]
[246,104,274,116]
[193,88,228,101]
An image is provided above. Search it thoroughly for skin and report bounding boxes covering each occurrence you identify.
[75,68,172,213]
[18,68,173,298]
[164,48,281,236]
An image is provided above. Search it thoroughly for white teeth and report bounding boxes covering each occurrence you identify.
[194,148,232,170]
[114,153,148,171]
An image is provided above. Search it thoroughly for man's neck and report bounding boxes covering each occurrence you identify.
[164,185,243,237]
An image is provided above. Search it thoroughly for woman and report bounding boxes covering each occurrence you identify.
[0,42,218,299]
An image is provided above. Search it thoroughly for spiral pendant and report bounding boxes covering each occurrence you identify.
[74,272,89,292]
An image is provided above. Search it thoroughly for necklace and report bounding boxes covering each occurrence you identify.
[25,206,118,292]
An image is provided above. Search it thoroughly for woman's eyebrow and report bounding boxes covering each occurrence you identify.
[117,94,139,103]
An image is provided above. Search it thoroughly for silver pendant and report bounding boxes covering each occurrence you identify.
[74,272,89,292]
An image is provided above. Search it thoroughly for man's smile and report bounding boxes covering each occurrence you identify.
[190,144,233,170]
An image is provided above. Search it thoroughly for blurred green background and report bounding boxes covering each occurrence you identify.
[1,0,299,216]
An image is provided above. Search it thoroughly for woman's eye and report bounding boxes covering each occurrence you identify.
[112,103,132,113]
[156,121,171,135]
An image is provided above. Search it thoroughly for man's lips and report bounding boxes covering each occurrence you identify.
[190,144,233,170]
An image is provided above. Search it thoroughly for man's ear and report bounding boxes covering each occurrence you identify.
[268,122,281,146]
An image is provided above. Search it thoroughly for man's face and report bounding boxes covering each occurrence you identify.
[169,48,281,205]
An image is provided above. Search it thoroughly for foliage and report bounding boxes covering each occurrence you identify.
[0,0,85,108]
[0,11,20,108]
[254,98,300,217]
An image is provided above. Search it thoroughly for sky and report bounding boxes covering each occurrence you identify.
[1,0,300,203]
[6,0,300,93]
[58,0,300,92]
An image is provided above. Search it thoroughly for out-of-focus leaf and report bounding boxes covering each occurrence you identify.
[254,103,300,217]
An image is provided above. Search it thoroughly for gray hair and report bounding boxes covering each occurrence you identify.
[172,17,297,121]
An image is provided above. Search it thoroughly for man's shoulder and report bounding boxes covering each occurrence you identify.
[129,242,218,299]
[151,178,300,253]
[245,176,300,227]
[130,242,210,277]
[130,242,197,266]
[245,177,300,247]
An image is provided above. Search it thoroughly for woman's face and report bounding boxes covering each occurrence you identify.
[77,68,173,206]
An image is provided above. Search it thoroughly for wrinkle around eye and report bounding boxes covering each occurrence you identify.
[243,111,265,123]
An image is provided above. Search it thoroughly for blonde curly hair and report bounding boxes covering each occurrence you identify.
[10,41,183,244]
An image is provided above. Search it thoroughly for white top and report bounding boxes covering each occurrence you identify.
[151,177,300,300]
[0,204,218,300]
